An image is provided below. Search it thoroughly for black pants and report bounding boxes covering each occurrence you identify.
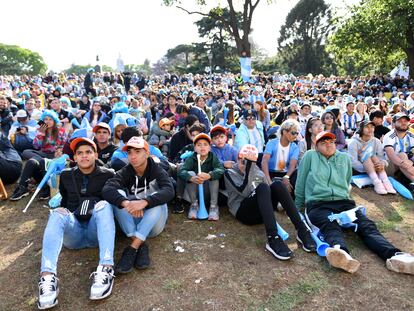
[19,158,47,188]
[269,169,297,195]
[0,159,22,184]
[236,181,305,237]
[307,200,400,261]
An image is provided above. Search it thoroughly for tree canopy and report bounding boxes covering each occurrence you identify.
[277,0,333,75]
[328,0,414,77]
[163,0,269,57]
[0,43,47,75]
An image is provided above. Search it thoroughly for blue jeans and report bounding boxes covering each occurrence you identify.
[112,204,168,241]
[40,203,115,274]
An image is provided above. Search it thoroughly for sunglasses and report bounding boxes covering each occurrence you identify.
[246,116,256,121]
[324,115,334,120]
[290,131,299,136]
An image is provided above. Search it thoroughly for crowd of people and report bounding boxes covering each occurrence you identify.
[1,70,414,309]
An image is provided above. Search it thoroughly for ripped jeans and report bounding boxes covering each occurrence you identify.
[40,202,115,274]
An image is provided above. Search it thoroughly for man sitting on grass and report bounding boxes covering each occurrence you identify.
[37,137,116,309]
[295,131,414,275]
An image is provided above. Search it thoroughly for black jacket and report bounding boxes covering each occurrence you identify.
[0,108,13,135]
[103,157,174,209]
[97,143,118,164]
[59,164,115,212]
[168,129,192,163]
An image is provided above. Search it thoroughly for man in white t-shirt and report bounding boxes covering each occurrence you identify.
[383,113,414,190]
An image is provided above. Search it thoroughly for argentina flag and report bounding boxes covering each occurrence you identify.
[240,57,252,82]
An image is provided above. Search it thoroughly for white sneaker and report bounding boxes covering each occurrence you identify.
[386,252,414,275]
[90,265,115,300]
[208,205,219,221]
[326,245,360,273]
[38,274,59,310]
[188,203,199,220]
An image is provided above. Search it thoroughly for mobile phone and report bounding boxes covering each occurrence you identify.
[38,120,45,126]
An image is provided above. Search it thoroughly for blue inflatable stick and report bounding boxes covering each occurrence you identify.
[389,177,413,200]
[23,155,69,213]
[276,223,289,241]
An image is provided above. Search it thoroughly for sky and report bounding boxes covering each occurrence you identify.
[1,0,360,71]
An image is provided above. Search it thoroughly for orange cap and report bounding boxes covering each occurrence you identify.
[70,137,97,152]
[122,136,149,152]
[315,131,336,144]
[158,118,175,128]
[193,133,211,145]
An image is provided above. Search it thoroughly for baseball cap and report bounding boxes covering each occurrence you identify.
[243,109,257,119]
[122,136,149,152]
[210,125,227,137]
[70,137,97,152]
[315,131,336,144]
[238,144,259,162]
[158,118,174,128]
[356,120,375,134]
[393,112,410,123]
[16,110,28,118]
[287,108,299,116]
[193,133,211,145]
[93,122,111,134]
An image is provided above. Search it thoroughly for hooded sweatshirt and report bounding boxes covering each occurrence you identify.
[103,157,174,209]
[224,161,266,216]
[295,150,352,209]
[347,134,387,173]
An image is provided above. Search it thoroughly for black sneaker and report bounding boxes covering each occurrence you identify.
[10,186,29,201]
[37,187,50,201]
[266,236,292,260]
[171,198,185,214]
[409,182,414,192]
[134,243,150,269]
[115,246,137,274]
[297,228,317,253]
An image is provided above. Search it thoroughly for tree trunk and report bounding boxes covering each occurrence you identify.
[235,36,251,57]
[406,48,414,79]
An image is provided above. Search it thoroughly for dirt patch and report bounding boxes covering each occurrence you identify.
[0,184,413,311]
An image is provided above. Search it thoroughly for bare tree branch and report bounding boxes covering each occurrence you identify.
[176,6,211,18]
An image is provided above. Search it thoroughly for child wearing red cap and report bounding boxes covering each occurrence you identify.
[178,133,224,220]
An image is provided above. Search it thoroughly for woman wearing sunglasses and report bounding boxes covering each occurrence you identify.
[261,119,300,195]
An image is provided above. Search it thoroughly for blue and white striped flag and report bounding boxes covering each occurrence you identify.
[240,57,252,82]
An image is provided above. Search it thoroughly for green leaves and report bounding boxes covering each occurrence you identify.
[0,43,47,75]
[277,0,333,75]
[327,0,414,77]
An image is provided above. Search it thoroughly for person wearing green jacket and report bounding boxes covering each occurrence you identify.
[295,131,414,275]
[178,133,224,220]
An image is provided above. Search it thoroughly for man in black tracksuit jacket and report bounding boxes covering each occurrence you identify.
[102,136,174,274]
